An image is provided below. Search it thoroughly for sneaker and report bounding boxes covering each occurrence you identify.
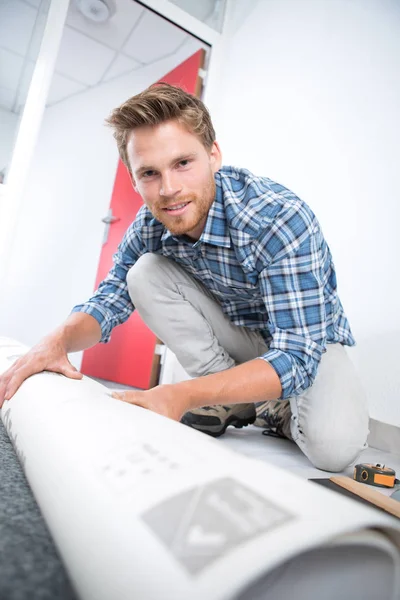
[254,400,293,440]
[180,403,256,437]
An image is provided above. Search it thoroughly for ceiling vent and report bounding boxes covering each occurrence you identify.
[75,0,117,23]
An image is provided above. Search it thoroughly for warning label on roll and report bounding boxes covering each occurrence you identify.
[141,477,293,575]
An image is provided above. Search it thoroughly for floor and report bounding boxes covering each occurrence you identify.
[219,424,400,499]
[92,376,140,392]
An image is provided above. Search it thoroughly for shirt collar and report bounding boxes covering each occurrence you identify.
[160,171,231,248]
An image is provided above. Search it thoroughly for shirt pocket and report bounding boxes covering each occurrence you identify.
[205,271,260,303]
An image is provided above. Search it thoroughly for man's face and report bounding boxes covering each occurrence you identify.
[126,120,222,240]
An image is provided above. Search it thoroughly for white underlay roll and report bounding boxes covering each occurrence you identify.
[1,337,400,600]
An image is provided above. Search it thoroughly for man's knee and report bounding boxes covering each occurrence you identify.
[298,423,369,472]
[127,253,166,303]
[127,252,160,285]
[292,344,370,472]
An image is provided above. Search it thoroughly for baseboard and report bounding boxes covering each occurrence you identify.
[367,418,400,455]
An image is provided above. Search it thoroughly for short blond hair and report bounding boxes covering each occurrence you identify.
[106,83,216,174]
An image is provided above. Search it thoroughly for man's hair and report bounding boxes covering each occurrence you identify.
[106,83,216,175]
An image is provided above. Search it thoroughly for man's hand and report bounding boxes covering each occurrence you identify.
[0,337,82,408]
[111,359,282,423]
[112,384,189,422]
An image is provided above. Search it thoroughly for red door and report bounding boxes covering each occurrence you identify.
[81,50,205,389]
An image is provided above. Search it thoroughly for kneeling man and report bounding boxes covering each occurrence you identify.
[0,84,369,473]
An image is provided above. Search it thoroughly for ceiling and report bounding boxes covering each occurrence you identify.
[0,0,209,113]
[168,0,225,32]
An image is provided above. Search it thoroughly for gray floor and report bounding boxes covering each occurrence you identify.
[91,376,140,392]
[219,424,400,498]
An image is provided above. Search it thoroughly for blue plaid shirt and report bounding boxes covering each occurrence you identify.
[72,166,355,399]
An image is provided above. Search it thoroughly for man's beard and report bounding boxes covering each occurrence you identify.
[152,175,216,237]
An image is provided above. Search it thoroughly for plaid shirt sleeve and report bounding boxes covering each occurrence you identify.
[256,203,328,399]
[71,221,145,343]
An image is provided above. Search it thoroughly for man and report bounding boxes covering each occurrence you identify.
[0,84,369,472]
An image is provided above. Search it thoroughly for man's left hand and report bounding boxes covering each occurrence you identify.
[111,384,189,422]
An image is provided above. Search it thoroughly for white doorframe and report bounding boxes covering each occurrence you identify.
[132,1,231,115]
[137,0,222,45]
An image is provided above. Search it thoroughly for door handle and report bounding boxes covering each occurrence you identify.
[102,209,121,245]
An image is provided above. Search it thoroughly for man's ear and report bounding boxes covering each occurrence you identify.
[209,141,222,173]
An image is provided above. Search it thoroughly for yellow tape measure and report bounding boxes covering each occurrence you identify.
[353,463,399,488]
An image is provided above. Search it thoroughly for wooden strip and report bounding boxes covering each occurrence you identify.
[330,476,400,519]
[149,338,163,389]
[195,48,206,98]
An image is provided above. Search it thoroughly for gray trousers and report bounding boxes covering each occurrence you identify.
[128,253,370,473]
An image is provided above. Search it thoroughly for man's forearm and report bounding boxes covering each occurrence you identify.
[176,359,282,410]
[49,312,102,353]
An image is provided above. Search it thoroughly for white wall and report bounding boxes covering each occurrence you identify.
[0,39,203,365]
[208,0,400,425]
[0,107,19,177]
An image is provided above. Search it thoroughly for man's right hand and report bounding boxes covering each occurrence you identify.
[0,337,83,408]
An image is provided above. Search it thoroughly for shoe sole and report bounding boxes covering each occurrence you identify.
[181,412,256,438]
